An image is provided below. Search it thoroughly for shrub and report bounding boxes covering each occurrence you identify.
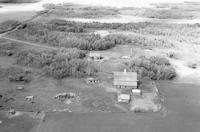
[188,62,197,69]
[6,67,31,82]
[0,66,6,78]
[0,40,16,56]
[167,52,179,59]
[0,20,21,33]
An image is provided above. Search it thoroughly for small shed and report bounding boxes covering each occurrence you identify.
[16,85,24,90]
[121,55,131,59]
[94,30,110,37]
[8,109,16,115]
[118,94,130,103]
[88,52,103,61]
[132,89,141,95]
[113,69,137,89]
[85,77,99,84]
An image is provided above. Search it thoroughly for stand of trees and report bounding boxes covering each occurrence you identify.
[7,67,31,82]
[8,19,200,52]
[126,56,176,80]
[16,48,98,79]
[9,21,135,50]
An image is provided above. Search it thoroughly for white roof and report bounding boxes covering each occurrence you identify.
[89,52,101,57]
[118,94,130,100]
[132,89,141,93]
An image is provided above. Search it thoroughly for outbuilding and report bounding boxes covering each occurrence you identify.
[132,89,141,95]
[118,94,130,103]
[113,69,137,89]
[85,77,99,84]
[88,52,103,61]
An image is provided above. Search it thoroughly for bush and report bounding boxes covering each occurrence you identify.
[167,52,179,59]
[0,40,16,56]
[0,66,6,78]
[188,62,197,69]
[127,56,176,80]
[6,67,31,82]
[0,20,21,33]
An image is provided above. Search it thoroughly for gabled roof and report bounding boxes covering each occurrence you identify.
[113,70,137,86]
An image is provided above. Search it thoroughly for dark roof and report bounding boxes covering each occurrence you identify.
[113,71,137,87]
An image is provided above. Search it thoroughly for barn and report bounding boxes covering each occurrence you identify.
[113,69,137,89]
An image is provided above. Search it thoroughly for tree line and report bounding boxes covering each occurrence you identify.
[126,56,176,80]
[16,48,98,79]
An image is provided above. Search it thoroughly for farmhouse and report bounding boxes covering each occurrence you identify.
[113,69,137,89]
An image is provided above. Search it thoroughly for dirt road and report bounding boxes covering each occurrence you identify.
[1,36,57,50]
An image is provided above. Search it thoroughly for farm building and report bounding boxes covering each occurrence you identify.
[132,89,141,95]
[88,52,103,61]
[121,55,131,59]
[118,94,130,103]
[94,30,110,37]
[85,77,99,84]
[113,69,137,89]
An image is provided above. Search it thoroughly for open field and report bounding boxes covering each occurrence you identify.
[0,11,36,23]
[36,82,200,132]
[0,38,162,113]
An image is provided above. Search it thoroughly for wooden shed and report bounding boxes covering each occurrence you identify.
[118,94,130,103]
[85,77,99,84]
[88,52,103,61]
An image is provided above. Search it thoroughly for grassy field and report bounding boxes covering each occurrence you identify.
[36,82,200,132]
[0,11,36,23]
[0,112,38,132]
